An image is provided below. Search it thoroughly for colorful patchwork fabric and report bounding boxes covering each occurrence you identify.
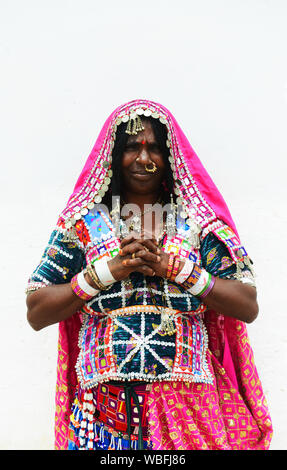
[68,382,151,450]
[68,351,272,451]
[75,308,212,389]
[147,351,273,450]
[27,210,254,389]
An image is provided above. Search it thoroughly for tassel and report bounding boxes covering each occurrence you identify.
[78,390,95,450]
[108,429,116,450]
[131,434,137,450]
[117,432,123,450]
[79,418,87,450]
[99,422,105,443]
[85,390,95,450]
[94,422,99,443]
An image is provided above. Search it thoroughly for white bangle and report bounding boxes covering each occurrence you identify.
[174,259,194,284]
[94,258,116,287]
[77,269,99,296]
[188,268,210,296]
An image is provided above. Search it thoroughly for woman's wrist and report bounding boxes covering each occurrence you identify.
[84,270,98,289]
[71,269,99,301]
[174,259,194,284]
[165,254,193,283]
[181,263,216,298]
[86,259,116,290]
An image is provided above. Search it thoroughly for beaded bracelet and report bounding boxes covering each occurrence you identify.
[71,270,98,301]
[170,256,181,282]
[166,253,175,279]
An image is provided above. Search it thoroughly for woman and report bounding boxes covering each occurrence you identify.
[26,99,272,450]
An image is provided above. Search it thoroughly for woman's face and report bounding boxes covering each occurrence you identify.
[121,120,166,196]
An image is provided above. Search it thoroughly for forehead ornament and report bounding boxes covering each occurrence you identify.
[125,113,145,135]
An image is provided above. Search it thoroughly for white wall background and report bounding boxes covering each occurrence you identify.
[0,0,286,450]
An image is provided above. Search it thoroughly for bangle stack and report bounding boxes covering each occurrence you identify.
[182,263,215,299]
[174,259,194,284]
[198,273,215,298]
[71,269,99,301]
[182,264,202,288]
[86,263,108,290]
[86,259,116,290]
[170,256,181,282]
[166,254,175,279]
[166,254,182,282]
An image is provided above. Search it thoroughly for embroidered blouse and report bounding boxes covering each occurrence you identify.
[27,209,255,389]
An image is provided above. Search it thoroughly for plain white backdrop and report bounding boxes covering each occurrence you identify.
[0,0,286,450]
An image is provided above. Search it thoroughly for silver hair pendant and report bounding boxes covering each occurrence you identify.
[131,215,141,233]
[166,212,176,238]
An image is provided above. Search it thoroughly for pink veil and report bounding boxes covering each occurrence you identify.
[54,100,272,449]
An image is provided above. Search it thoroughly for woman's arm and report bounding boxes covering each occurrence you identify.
[124,239,258,324]
[26,283,86,331]
[27,235,160,331]
[196,276,258,323]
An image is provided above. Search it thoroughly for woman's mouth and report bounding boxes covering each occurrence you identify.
[131,171,152,178]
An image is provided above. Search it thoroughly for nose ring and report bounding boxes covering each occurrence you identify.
[145,162,157,173]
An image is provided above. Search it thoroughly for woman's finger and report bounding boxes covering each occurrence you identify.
[141,238,161,254]
[133,249,160,263]
[122,256,149,267]
[134,265,155,276]
[120,234,136,248]
[120,241,146,257]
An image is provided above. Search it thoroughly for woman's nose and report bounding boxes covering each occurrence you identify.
[137,146,152,164]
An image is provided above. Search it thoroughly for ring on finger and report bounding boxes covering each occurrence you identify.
[132,253,136,259]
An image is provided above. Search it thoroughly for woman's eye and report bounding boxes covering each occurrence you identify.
[149,144,160,152]
[125,143,139,151]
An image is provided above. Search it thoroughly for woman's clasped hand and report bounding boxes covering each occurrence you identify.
[107,234,178,280]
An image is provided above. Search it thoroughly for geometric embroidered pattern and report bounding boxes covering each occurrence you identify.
[76,306,213,389]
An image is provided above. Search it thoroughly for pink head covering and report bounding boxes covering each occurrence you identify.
[54,99,272,450]
[59,99,239,238]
